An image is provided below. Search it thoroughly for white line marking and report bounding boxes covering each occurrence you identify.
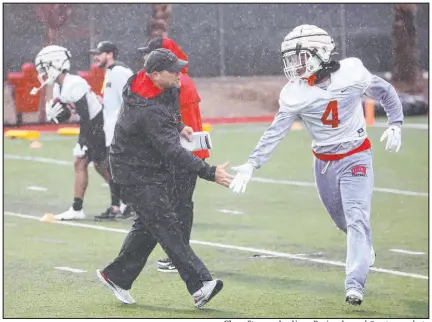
[252,177,428,197]
[5,211,428,280]
[373,122,428,130]
[4,154,73,166]
[27,186,48,192]
[54,267,86,273]
[251,252,323,259]
[250,254,281,259]
[216,122,428,132]
[218,209,245,215]
[4,154,427,197]
[389,249,426,255]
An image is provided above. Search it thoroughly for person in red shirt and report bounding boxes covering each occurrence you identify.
[138,37,209,273]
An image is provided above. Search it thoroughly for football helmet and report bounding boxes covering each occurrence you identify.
[281,25,336,82]
[34,45,71,89]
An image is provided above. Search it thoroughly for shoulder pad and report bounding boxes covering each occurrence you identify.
[279,81,323,111]
[334,57,372,89]
[62,75,90,103]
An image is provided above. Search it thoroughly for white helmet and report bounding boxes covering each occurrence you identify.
[35,45,71,88]
[281,25,336,82]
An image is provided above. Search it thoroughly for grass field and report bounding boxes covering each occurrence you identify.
[3,116,429,318]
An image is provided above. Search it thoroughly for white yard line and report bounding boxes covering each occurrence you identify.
[252,177,428,197]
[218,209,245,215]
[54,267,86,273]
[215,122,428,132]
[389,249,426,255]
[4,154,427,197]
[27,186,48,192]
[373,122,428,130]
[4,211,428,280]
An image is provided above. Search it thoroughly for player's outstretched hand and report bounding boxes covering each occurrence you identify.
[380,125,401,152]
[215,161,234,188]
[229,163,254,193]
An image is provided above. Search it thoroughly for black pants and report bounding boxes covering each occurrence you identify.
[170,170,198,243]
[103,182,212,295]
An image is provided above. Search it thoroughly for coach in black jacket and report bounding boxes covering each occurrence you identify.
[96,48,231,309]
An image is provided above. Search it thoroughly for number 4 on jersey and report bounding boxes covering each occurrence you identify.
[321,100,340,128]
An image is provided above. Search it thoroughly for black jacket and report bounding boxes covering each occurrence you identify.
[109,73,216,185]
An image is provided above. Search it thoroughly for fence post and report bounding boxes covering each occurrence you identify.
[340,4,347,59]
[217,5,226,77]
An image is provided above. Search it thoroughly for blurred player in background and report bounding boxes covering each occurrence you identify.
[34,45,110,220]
[138,37,209,273]
[230,25,403,306]
[90,41,134,221]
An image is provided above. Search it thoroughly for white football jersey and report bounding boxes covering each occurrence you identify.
[53,73,102,120]
[279,57,371,147]
[248,58,403,168]
[247,57,403,169]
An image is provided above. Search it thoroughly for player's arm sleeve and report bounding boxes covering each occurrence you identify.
[364,75,404,126]
[75,94,92,146]
[247,103,298,169]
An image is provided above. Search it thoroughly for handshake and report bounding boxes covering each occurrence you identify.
[179,126,253,192]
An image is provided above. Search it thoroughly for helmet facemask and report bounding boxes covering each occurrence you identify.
[35,46,71,88]
[36,59,68,88]
[282,49,323,83]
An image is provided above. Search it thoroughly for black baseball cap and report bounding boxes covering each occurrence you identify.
[138,37,163,54]
[144,48,188,73]
[90,41,118,56]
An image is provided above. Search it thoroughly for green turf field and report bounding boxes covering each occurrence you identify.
[4,117,429,318]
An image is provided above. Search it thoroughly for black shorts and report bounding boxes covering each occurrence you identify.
[77,111,106,163]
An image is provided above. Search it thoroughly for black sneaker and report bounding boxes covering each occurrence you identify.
[156,258,178,273]
[94,207,119,221]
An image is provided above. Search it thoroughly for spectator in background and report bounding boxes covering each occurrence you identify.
[138,37,209,273]
[90,41,134,221]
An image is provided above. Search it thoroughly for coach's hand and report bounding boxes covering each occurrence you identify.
[215,161,234,188]
[180,126,194,142]
[229,163,254,193]
[380,124,401,152]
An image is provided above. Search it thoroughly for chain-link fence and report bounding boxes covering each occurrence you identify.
[3,3,429,125]
[4,3,429,78]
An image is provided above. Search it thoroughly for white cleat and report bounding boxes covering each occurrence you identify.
[370,245,376,267]
[54,207,85,220]
[193,279,223,309]
[96,269,135,304]
[346,289,363,306]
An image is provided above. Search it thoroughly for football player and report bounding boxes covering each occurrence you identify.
[34,45,110,220]
[229,25,403,305]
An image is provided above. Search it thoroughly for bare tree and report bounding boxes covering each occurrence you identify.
[35,4,72,45]
[391,3,422,94]
[148,4,172,39]
[34,4,72,122]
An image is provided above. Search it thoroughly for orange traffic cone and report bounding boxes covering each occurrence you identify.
[30,141,43,149]
[40,213,57,222]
